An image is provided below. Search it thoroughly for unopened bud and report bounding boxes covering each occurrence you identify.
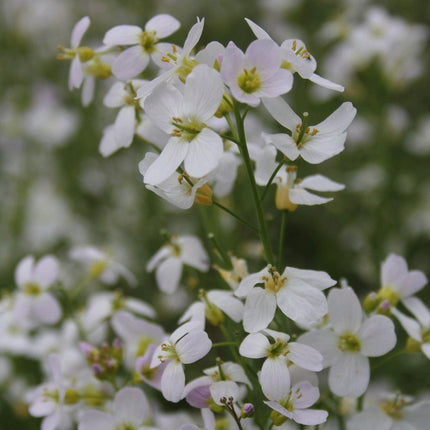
[241,403,255,418]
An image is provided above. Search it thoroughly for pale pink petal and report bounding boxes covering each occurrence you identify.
[243,288,277,332]
[145,14,180,38]
[112,46,150,80]
[328,287,362,333]
[329,353,369,397]
[184,128,223,178]
[144,138,188,185]
[244,39,281,78]
[15,256,35,287]
[239,333,270,358]
[220,42,243,85]
[114,387,149,426]
[103,25,141,46]
[176,331,212,364]
[33,256,59,288]
[34,294,62,324]
[71,16,90,48]
[259,69,293,98]
[182,18,205,56]
[359,315,396,357]
[161,360,185,402]
[155,257,182,294]
[260,357,290,400]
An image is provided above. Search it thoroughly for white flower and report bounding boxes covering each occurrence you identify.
[262,97,357,164]
[151,321,212,402]
[377,253,427,307]
[264,380,328,426]
[147,235,209,294]
[245,18,344,92]
[103,14,180,80]
[235,264,335,332]
[69,246,137,286]
[13,255,62,326]
[143,64,224,185]
[254,144,345,210]
[239,329,323,398]
[391,297,430,359]
[78,387,150,430]
[138,153,211,209]
[300,287,397,398]
[221,39,293,107]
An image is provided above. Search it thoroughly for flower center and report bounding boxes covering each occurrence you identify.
[262,268,286,294]
[237,67,261,94]
[139,30,157,53]
[380,397,406,420]
[171,116,205,142]
[267,338,289,358]
[23,282,41,296]
[85,58,112,79]
[291,40,311,59]
[116,423,137,430]
[338,332,361,352]
[160,342,179,361]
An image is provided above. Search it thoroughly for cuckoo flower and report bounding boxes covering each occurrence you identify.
[263,96,356,164]
[235,264,335,332]
[300,287,397,397]
[221,39,293,107]
[143,64,224,185]
[103,14,180,80]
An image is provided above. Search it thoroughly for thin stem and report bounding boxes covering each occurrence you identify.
[357,393,365,412]
[278,210,287,268]
[260,159,285,202]
[337,414,347,430]
[371,348,406,371]
[212,341,238,348]
[232,101,274,264]
[219,133,240,145]
[208,233,233,269]
[213,200,259,233]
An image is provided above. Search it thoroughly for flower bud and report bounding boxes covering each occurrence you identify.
[241,403,255,418]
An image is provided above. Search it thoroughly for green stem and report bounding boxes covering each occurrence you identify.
[213,200,259,233]
[278,211,287,269]
[357,393,365,412]
[371,348,406,371]
[337,414,347,430]
[212,341,238,348]
[260,159,285,202]
[232,102,274,264]
[208,233,233,269]
[219,133,239,145]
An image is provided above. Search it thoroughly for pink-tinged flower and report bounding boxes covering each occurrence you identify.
[263,97,357,164]
[300,287,397,397]
[377,253,428,307]
[254,144,344,210]
[147,235,209,294]
[264,380,328,426]
[143,64,224,185]
[245,18,344,92]
[221,39,293,107]
[151,321,212,402]
[78,387,150,430]
[239,329,323,399]
[14,255,62,327]
[103,14,180,80]
[235,264,335,332]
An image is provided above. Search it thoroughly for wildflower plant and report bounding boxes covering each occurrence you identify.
[1,9,430,430]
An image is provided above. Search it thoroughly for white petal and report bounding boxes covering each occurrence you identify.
[182,18,204,56]
[71,16,90,48]
[328,287,362,333]
[176,330,212,364]
[254,144,278,186]
[161,360,185,402]
[289,188,332,205]
[245,18,271,40]
[261,357,291,400]
[298,330,340,368]
[145,14,181,38]
[262,97,301,130]
[288,342,323,371]
[299,174,345,192]
[69,56,83,90]
[243,288,277,332]
[79,410,114,430]
[381,254,408,286]
[144,138,188,185]
[403,400,430,428]
[114,387,149,426]
[114,105,135,148]
[103,25,141,46]
[42,410,61,430]
[155,257,182,294]
[210,381,239,405]
[291,381,320,409]
[299,132,347,164]
[235,267,269,297]
[263,132,300,161]
[112,46,150,80]
[276,280,327,325]
[179,236,209,271]
[359,315,396,357]
[183,65,223,121]
[259,69,293,98]
[103,81,128,107]
[348,409,392,430]
[292,409,328,426]
[34,294,62,324]
[399,271,428,298]
[15,255,35,287]
[316,102,356,134]
[207,291,243,322]
[329,353,369,397]
[81,76,95,106]
[402,297,430,327]
[309,73,344,92]
[239,333,270,358]
[184,128,223,178]
[146,246,171,272]
[391,308,421,341]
